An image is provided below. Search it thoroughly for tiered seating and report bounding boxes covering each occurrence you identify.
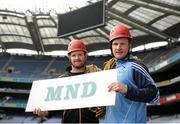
[48,57,70,77]
[0,55,10,69]
[0,45,179,81]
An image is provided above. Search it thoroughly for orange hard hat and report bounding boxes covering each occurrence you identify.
[109,25,131,42]
[67,39,87,54]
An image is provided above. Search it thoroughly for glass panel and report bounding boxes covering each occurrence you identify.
[76,30,99,37]
[112,1,134,13]
[84,36,107,44]
[0,15,26,25]
[40,28,57,37]
[152,15,180,31]
[1,36,33,44]
[109,20,131,28]
[129,7,164,23]
[37,19,55,26]
[43,38,69,45]
[0,24,31,36]
[131,29,147,37]
[152,0,180,7]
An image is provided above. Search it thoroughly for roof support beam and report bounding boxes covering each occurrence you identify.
[99,27,110,36]
[26,17,45,54]
[148,13,169,26]
[0,37,6,52]
[75,35,101,39]
[33,17,46,54]
[95,28,109,39]
[108,9,170,40]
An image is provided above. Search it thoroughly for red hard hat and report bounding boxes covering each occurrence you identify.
[67,39,87,54]
[109,25,131,42]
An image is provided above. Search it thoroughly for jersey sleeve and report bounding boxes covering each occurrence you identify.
[125,61,159,103]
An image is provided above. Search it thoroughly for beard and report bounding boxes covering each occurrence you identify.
[71,61,86,69]
[72,64,85,69]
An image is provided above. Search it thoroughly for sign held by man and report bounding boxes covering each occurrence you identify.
[26,69,117,112]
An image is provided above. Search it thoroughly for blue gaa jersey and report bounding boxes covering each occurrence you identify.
[104,57,159,123]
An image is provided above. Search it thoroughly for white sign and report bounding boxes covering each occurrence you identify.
[26,69,117,112]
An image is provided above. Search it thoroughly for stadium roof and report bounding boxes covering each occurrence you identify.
[0,0,180,55]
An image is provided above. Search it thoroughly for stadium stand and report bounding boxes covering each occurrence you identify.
[0,44,179,123]
[0,0,180,123]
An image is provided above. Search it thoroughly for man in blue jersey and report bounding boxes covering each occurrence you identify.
[103,25,159,123]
